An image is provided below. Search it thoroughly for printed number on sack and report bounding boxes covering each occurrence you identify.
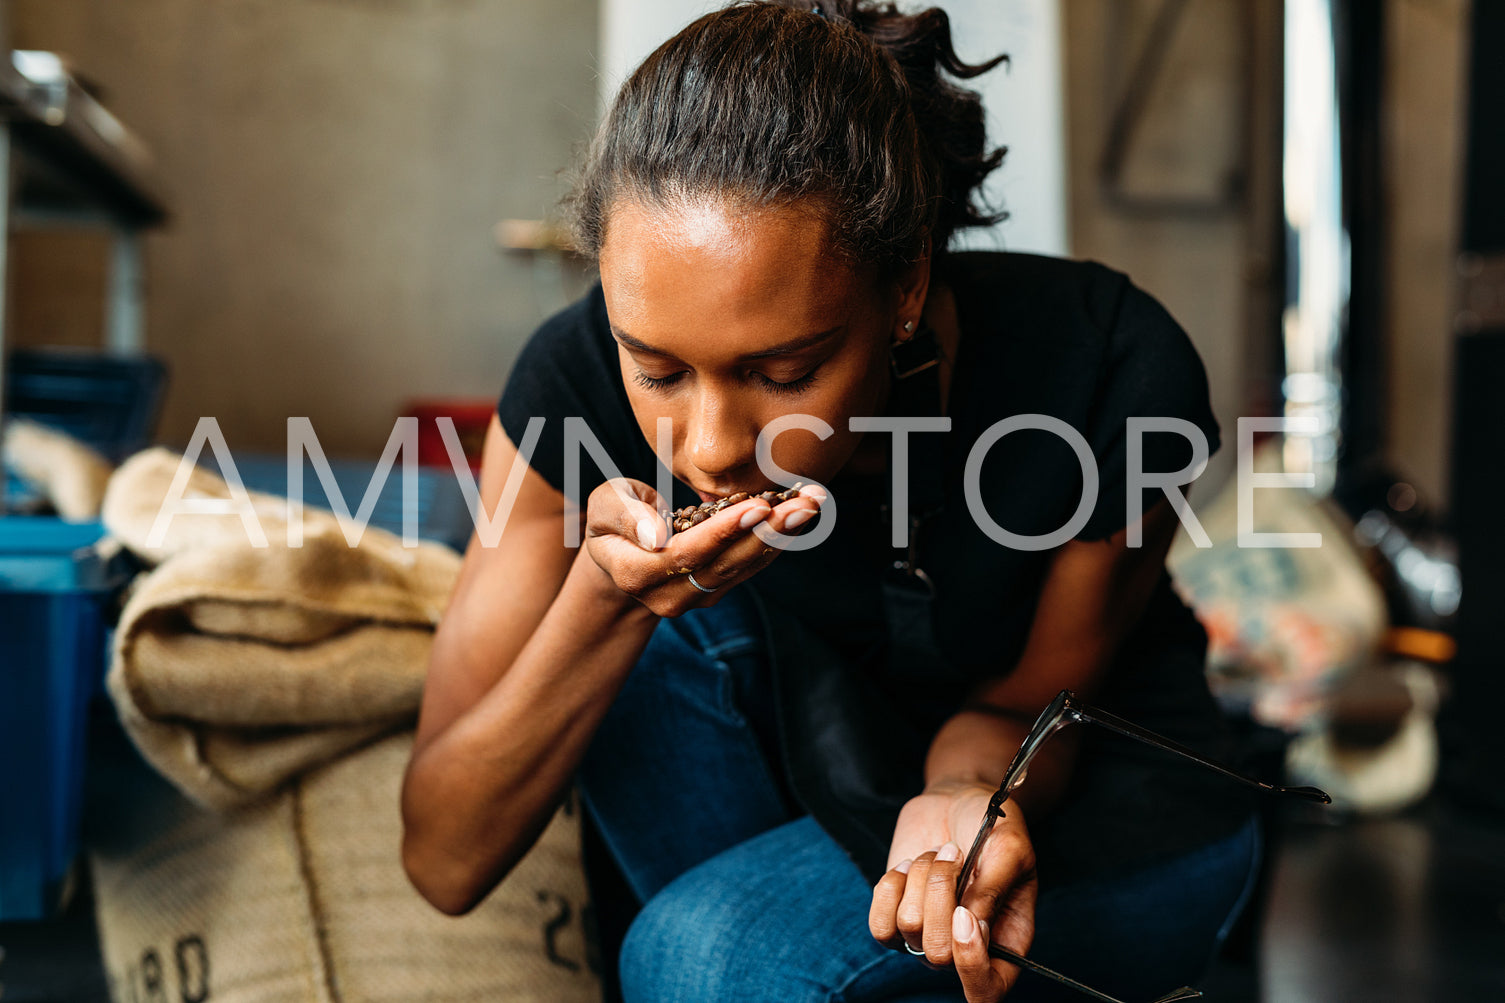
[116,935,209,1003]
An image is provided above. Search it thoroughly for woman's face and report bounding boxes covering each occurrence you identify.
[598,197,924,500]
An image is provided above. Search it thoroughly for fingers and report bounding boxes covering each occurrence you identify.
[869,841,1033,1003]
[961,819,1037,1001]
[749,484,829,549]
[591,479,828,615]
[868,857,912,949]
[706,487,825,569]
[921,841,962,964]
[957,903,993,993]
[951,906,1007,1003]
[889,843,954,964]
[879,842,963,965]
[893,850,933,955]
[988,868,1038,995]
[660,496,771,554]
[661,487,826,586]
[588,478,675,551]
[958,819,1037,930]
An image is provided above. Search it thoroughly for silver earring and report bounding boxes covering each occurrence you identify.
[903,320,915,334]
[890,320,941,379]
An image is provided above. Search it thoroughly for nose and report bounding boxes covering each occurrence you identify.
[685,390,756,482]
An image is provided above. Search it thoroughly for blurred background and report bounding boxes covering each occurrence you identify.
[0,0,1467,495]
[1,1,1501,1001]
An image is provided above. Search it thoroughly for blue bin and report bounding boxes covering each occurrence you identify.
[209,452,475,553]
[0,517,135,920]
[4,347,169,516]
[4,348,168,464]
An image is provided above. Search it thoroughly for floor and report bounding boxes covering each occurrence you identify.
[1253,797,1505,1001]
[3,792,1502,1002]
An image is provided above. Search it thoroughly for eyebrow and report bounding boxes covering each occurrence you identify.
[610,325,842,361]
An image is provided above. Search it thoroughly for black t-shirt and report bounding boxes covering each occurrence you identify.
[497,251,1256,886]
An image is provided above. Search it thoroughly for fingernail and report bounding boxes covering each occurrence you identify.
[785,509,813,529]
[636,518,658,549]
[936,841,960,863]
[894,858,913,875]
[953,906,975,943]
[739,503,768,530]
[798,484,828,503]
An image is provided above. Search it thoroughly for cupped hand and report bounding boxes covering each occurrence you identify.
[583,477,827,616]
[869,782,1038,1002]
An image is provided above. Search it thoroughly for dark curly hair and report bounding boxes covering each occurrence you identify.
[563,0,1008,278]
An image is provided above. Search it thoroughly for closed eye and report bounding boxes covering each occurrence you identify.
[753,369,821,395]
[630,367,823,395]
[630,370,686,392]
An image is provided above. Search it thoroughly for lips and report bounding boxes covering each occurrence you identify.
[695,486,767,503]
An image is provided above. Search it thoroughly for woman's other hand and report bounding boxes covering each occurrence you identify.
[869,782,1038,1002]
[583,476,826,616]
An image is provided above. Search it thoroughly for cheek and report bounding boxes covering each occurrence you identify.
[625,391,681,453]
[823,344,890,428]
[762,371,880,478]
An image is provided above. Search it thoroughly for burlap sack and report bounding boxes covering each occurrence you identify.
[89,731,602,1003]
[2,417,115,519]
[100,448,463,809]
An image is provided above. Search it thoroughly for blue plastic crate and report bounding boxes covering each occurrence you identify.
[4,348,167,464]
[203,452,475,553]
[0,517,135,920]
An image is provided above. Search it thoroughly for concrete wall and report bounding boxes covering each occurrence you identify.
[1062,0,1278,500]
[1062,0,1468,509]
[7,0,1467,508]
[9,0,598,457]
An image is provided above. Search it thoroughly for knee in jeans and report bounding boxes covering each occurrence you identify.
[619,858,840,1003]
[618,877,746,1001]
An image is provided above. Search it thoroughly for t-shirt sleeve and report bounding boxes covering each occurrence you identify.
[1075,275,1222,542]
[495,287,654,510]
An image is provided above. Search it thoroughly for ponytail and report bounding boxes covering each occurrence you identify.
[804,0,1009,255]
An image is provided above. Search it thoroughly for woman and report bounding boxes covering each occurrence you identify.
[400,3,1260,1001]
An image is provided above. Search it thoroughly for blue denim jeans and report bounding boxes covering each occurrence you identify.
[576,586,1262,1003]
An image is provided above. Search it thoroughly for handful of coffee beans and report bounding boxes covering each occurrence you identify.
[666,482,807,533]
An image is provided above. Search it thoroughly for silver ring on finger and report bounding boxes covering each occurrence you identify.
[903,941,926,957]
[686,571,718,594]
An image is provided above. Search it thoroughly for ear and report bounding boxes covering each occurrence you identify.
[891,237,933,340]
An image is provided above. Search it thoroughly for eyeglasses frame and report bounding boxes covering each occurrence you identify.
[944,689,1331,1003]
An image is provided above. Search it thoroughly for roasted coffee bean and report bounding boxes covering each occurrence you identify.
[668,482,806,533]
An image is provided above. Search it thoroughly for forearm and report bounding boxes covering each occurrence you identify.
[401,548,660,914]
[924,708,1080,822]
[921,503,1183,825]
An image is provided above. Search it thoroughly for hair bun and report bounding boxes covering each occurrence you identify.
[567,1,1008,271]
[827,0,1009,246]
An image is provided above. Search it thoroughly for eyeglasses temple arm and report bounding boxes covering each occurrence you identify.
[1072,704,1331,803]
[955,700,1077,899]
[955,735,1042,901]
[954,812,995,901]
[986,943,1203,1003]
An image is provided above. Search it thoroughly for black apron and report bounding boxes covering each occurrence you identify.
[743,359,1256,887]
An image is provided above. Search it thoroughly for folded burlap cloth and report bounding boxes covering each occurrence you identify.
[2,417,116,519]
[101,448,462,809]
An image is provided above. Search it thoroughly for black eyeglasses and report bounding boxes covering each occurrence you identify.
[949,689,1331,1003]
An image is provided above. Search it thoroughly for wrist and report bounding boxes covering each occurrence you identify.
[922,776,998,798]
[570,546,659,623]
